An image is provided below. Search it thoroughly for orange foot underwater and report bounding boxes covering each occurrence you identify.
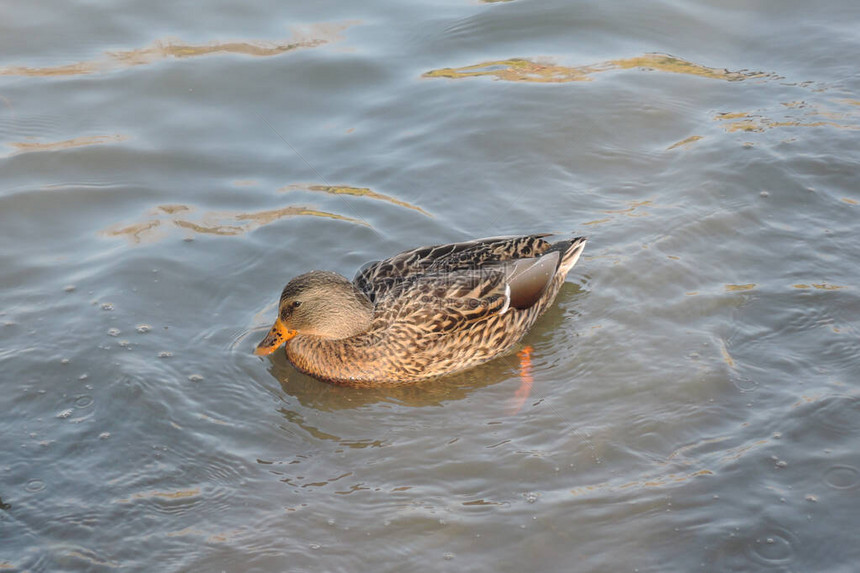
[508,346,534,415]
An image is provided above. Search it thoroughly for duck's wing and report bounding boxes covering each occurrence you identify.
[354,234,555,303]
[379,269,510,334]
[377,249,563,334]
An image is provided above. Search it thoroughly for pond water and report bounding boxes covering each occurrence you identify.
[2,0,859,571]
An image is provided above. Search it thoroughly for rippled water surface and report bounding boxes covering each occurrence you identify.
[3,0,860,571]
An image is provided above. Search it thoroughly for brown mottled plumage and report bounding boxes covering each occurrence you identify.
[255,234,586,387]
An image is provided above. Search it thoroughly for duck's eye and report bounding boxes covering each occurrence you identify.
[291,300,302,309]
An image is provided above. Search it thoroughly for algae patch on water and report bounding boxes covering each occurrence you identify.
[281,184,431,217]
[424,53,771,83]
[0,22,356,77]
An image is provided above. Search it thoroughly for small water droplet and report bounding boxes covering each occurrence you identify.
[158,351,173,359]
[443,553,454,561]
[64,285,76,293]
[188,374,204,382]
[804,494,817,502]
[107,328,120,337]
[101,303,114,311]
[99,432,111,440]
[136,324,151,334]
[56,409,73,419]
[60,358,70,365]
[760,191,770,198]
[524,492,539,503]
[78,373,88,380]
[775,460,788,468]
[309,544,320,550]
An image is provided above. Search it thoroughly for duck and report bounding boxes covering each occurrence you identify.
[255,233,586,387]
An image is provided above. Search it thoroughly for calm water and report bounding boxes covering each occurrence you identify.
[2,0,860,571]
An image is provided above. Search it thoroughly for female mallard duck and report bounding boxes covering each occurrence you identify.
[255,234,586,387]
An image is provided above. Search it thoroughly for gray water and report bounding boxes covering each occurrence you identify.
[2,0,860,571]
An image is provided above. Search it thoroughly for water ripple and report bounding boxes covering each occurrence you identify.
[822,465,860,490]
[746,526,798,566]
[805,394,860,435]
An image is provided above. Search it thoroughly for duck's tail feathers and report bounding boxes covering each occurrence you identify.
[550,236,587,276]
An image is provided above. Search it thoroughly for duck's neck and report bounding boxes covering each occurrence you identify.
[295,282,374,340]
[321,293,373,339]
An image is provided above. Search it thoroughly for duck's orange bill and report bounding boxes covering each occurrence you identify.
[254,319,297,356]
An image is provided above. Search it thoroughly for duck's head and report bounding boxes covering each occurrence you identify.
[254,271,374,356]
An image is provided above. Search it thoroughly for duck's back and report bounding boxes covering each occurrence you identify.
[353,234,556,303]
